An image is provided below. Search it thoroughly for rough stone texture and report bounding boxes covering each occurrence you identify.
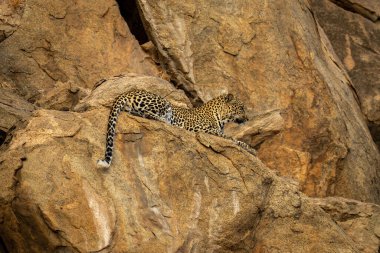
[74,73,192,112]
[0,86,36,146]
[0,0,25,42]
[0,0,379,251]
[137,0,380,203]
[0,79,361,253]
[0,88,35,132]
[314,197,380,253]
[311,0,380,148]
[0,0,160,102]
[324,0,380,22]
[35,81,90,111]
[225,110,285,148]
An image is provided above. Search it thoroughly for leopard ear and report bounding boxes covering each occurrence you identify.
[225,94,234,102]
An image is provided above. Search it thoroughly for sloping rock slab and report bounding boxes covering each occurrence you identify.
[0,108,360,252]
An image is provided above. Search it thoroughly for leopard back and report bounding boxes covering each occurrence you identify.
[98,90,250,168]
[171,93,247,135]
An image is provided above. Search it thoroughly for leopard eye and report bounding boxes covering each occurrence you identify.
[225,94,234,102]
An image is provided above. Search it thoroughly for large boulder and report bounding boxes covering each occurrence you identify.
[136,0,380,203]
[74,73,192,112]
[310,0,380,148]
[0,76,361,253]
[0,0,160,104]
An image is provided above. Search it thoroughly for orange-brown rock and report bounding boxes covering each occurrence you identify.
[0,0,160,103]
[0,77,361,252]
[225,110,285,148]
[0,0,25,42]
[310,0,380,148]
[314,197,380,253]
[36,81,90,111]
[1,0,379,251]
[74,73,192,112]
[136,0,380,203]
[0,87,36,146]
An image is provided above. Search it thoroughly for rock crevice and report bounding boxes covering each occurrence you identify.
[329,0,379,22]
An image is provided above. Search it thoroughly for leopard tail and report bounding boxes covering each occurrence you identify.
[97,95,128,168]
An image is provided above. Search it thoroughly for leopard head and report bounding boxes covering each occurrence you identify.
[213,93,248,125]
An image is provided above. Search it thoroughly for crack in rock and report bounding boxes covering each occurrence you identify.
[329,0,380,22]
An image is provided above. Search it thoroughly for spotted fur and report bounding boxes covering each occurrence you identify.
[97,89,172,168]
[97,89,255,168]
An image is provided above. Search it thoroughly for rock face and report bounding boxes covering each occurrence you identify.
[136,0,380,203]
[0,76,362,253]
[310,0,380,148]
[0,87,36,146]
[0,0,160,103]
[0,0,25,42]
[74,73,192,112]
[314,197,380,253]
[224,110,285,148]
[1,0,380,252]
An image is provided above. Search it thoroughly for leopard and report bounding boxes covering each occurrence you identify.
[97,89,255,168]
